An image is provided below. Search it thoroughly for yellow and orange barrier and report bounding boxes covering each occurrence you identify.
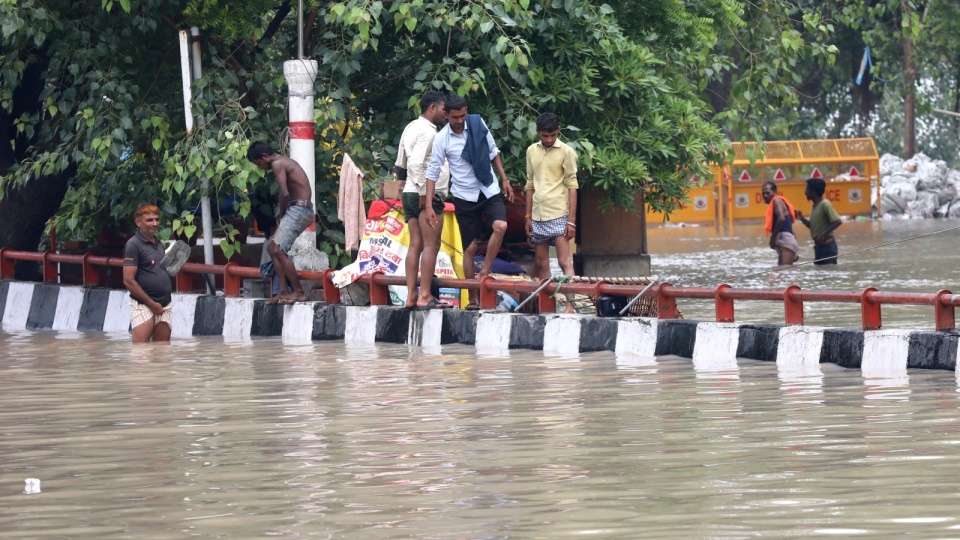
[646,137,880,229]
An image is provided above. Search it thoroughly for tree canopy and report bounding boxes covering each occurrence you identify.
[2,0,839,265]
[769,0,960,166]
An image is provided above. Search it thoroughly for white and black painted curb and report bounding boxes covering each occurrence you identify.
[2,282,957,372]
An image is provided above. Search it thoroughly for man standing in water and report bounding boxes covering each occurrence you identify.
[247,141,314,304]
[123,204,172,343]
[423,95,515,310]
[761,181,799,266]
[795,177,842,265]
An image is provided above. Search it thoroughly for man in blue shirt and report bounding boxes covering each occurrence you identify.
[423,96,515,309]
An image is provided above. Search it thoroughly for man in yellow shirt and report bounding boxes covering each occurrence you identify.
[524,112,578,313]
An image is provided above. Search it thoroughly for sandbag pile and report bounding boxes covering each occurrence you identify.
[879,153,960,219]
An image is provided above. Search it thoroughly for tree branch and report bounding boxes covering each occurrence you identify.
[254,0,294,56]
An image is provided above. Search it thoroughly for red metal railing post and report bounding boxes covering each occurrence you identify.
[176,269,192,293]
[715,284,734,322]
[784,285,804,326]
[0,248,12,279]
[537,278,557,313]
[934,289,955,332]
[322,268,341,304]
[369,270,390,306]
[81,253,99,287]
[223,262,241,297]
[657,282,676,319]
[861,287,881,330]
[592,281,607,308]
[479,275,497,310]
[41,252,57,283]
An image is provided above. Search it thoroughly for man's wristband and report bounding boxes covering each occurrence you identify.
[567,222,576,228]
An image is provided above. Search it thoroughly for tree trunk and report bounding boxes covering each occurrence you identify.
[0,171,72,280]
[902,0,917,158]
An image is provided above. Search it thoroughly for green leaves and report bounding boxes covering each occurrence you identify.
[4,0,865,261]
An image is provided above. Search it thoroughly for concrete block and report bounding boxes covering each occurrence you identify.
[313,304,346,340]
[251,300,284,337]
[78,288,110,331]
[27,284,60,330]
[193,295,225,336]
[655,319,698,358]
[737,324,780,362]
[579,317,618,352]
[509,314,547,350]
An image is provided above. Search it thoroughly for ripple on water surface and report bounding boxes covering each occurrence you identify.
[2,333,960,537]
[648,219,960,328]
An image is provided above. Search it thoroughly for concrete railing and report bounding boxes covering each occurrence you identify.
[2,247,958,331]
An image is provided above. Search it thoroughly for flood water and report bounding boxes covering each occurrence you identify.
[3,218,960,537]
[648,218,960,329]
[3,331,960,538]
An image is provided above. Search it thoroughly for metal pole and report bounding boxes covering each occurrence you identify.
[513,276,560,313]
[190,26,215,295]
[297,0,304,60]
[189,29,214,284]
[178,30,193,136]
[619,276,659,316]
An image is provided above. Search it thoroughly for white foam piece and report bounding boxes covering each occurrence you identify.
[223,297,254,341]
[2,282,34,330]
[692,322,740,369]
[282,302,315,345]
[543,314,581,355]
[169,293,197,338]
[862,329,911,380]
[475,312,512,352]
[777,326,825,377]
[408,309,444,347]
[344,306,378,343]
[615,318,659,359]
[51,286,83,331]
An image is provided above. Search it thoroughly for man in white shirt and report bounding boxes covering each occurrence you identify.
[424,95,515,310]
[395,90,451,310]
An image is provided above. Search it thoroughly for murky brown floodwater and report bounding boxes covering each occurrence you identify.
[2,331,960,538]
[648,218,960,329]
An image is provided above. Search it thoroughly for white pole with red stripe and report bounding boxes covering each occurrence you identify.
[283,59,318,246]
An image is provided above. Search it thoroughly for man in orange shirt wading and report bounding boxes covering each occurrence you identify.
[761,181,800,266]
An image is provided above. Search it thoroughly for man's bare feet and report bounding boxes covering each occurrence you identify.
[266,296,281,305]
[290,292,309,303]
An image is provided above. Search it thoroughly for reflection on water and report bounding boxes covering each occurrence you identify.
[3,332,960,537]
[649,218,960,328]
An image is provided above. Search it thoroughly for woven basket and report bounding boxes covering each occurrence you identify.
[494,274,682,319]
[557,276,683,319]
